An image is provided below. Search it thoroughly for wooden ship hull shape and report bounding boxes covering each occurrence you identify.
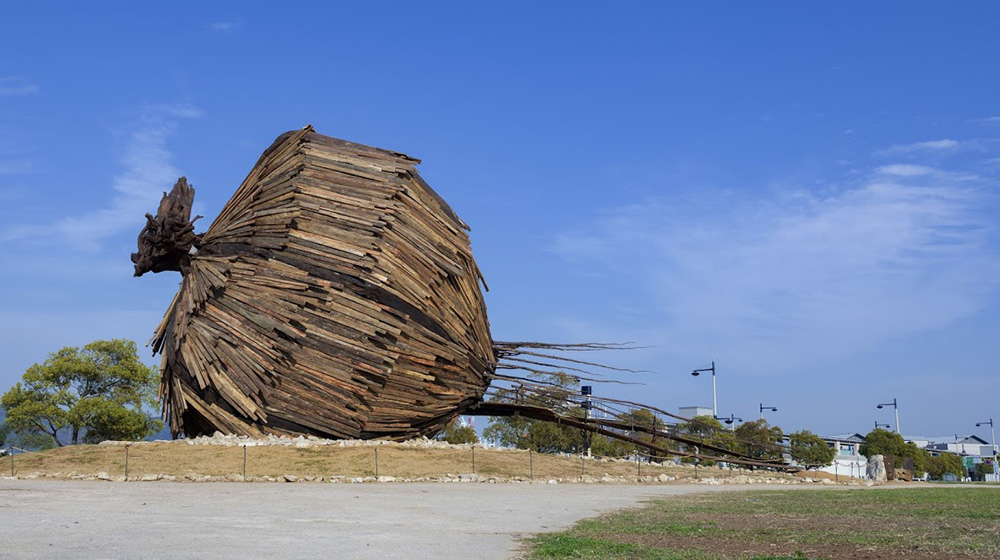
[135,126,494,441]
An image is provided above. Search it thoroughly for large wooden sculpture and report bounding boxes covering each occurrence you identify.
[134,126,798,471]
[134,126,493,440]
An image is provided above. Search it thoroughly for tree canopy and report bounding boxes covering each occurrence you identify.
[925,452,964,479]
[734,419,784,462]
[482,374,635,458]
[436,418,480,445]
[676,415,733,465]
[0,410,9,449]
[859,428,927,476]
[0,339,162,446]
[859,428,906,458]
[789,430,835,469]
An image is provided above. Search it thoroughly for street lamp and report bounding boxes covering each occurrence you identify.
[876,398,900,435]
[720,413,743,431]
[759,403,777,421]
[976,418,997,478]
[874,421,891,431]
[691,361,717,418]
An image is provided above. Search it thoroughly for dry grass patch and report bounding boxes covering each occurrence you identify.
[5,441,788,483]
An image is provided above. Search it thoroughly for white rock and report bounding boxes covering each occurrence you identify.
[867,455,887,483]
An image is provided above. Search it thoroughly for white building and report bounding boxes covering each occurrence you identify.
[813,433,868,479]
[919,435,993,457]
[678,406,713,419]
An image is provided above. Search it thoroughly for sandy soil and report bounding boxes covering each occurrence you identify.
[0,480,780,560]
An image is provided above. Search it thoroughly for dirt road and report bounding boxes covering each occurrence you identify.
[0,480,773,559]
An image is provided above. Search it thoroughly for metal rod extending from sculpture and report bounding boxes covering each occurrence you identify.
[133,126,799,471]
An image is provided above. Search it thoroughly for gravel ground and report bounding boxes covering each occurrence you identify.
[0,479,770,560]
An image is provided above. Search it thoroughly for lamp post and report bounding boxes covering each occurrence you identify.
[876,398,900,435]
[976,418,997,478]
[874,421,891,431]
[581,385,593,457]
[691,361,717,419]
[759,403,777,421]
[720,413,743,431]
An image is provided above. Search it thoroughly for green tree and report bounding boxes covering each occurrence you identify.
[677,415,731,465]
[1,339,162,446]
[925,452,964,479]
[904,442,927,477]
[859,428,906,458]
[436,418,479,445]
[789,430,835,469]
[859,429,924,476]
[734,419,784,462]
[482,375,639,457]
[482,380,582,453]
[613,408,670,462]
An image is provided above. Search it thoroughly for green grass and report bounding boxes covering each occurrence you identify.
[528,488,1000,559]
[532,534,812,560]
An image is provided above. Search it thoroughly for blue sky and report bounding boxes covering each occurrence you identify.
[1,3,999,440]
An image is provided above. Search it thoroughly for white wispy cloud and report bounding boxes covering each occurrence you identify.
[0,103,201,249]
[876,139,961,155]
[551,159,999,371]
[875,164,936,177]
[875,163,979,182]
[0,77,38,96]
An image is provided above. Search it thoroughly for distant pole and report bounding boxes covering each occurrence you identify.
[471,446,475,474]
[581,455,585,475]
[374,447,379,478]
[759,404,777,421]
[636,455,640,477]
[877,398,899,434]
[9,449,13,477]
[529,450,533,481]
[691,362,717,419]
[711,365,717,419]
[976,419,997,478]
[124,445,130,480]
[243,445,247,481]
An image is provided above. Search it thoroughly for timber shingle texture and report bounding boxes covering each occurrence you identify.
[136,126,494,440]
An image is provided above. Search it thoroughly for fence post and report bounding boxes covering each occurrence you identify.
[9,448,14,477]
[694,445,699,480]
[374,447,379,478]
[636,455,640,477]
[124,445,130,480]
[581,455,585,476]
[529,450,533,481]
[243,445,247,481]
[471,445,476,474]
